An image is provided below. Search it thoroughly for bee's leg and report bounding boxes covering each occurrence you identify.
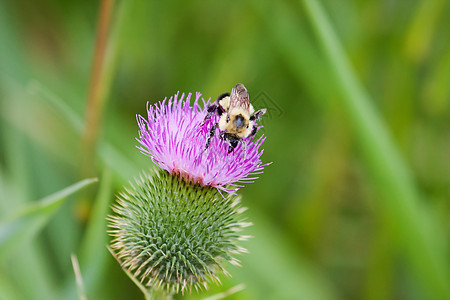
[204,122,218,150]
[219,131,232,152]
[219,131,226,140]
[201,95,227,126]
[217,105,225,116]
[240,140,247,159]
[227,138,239,154]
[201,104,218,126]
[250,108,267,122]
[227,144,234,154]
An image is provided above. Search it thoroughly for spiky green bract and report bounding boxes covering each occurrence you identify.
[108,169,250,295]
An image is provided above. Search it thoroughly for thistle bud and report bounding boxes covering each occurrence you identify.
[109,170,250,294]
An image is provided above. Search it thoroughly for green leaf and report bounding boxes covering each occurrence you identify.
[0,178,97,257]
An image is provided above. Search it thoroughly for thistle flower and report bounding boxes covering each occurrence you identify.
[109,89,269,297]
[136,91,269,194]
[109,169,250,294]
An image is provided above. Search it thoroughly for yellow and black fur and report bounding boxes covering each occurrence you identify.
[203,83,266,155]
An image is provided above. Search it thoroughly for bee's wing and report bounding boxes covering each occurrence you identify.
[230,83,250,110]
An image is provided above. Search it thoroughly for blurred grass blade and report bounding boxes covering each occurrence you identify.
[82,0,115,177]
[79,168,113,293]
[80,169,112,264]
[71,254,88,300]
[0,178,97,256]
[202,284,245,300]
[302,0,449,299]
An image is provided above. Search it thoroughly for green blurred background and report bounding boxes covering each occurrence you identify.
[0,0,449,299]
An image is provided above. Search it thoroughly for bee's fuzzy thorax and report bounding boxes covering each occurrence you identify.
[218,96,230,111]
[218,107,252,136]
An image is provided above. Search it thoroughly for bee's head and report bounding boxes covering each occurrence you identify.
[226,108,250,133]
[233,114,245,128]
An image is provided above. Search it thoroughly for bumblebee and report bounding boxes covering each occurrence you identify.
[203,83,266,155]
